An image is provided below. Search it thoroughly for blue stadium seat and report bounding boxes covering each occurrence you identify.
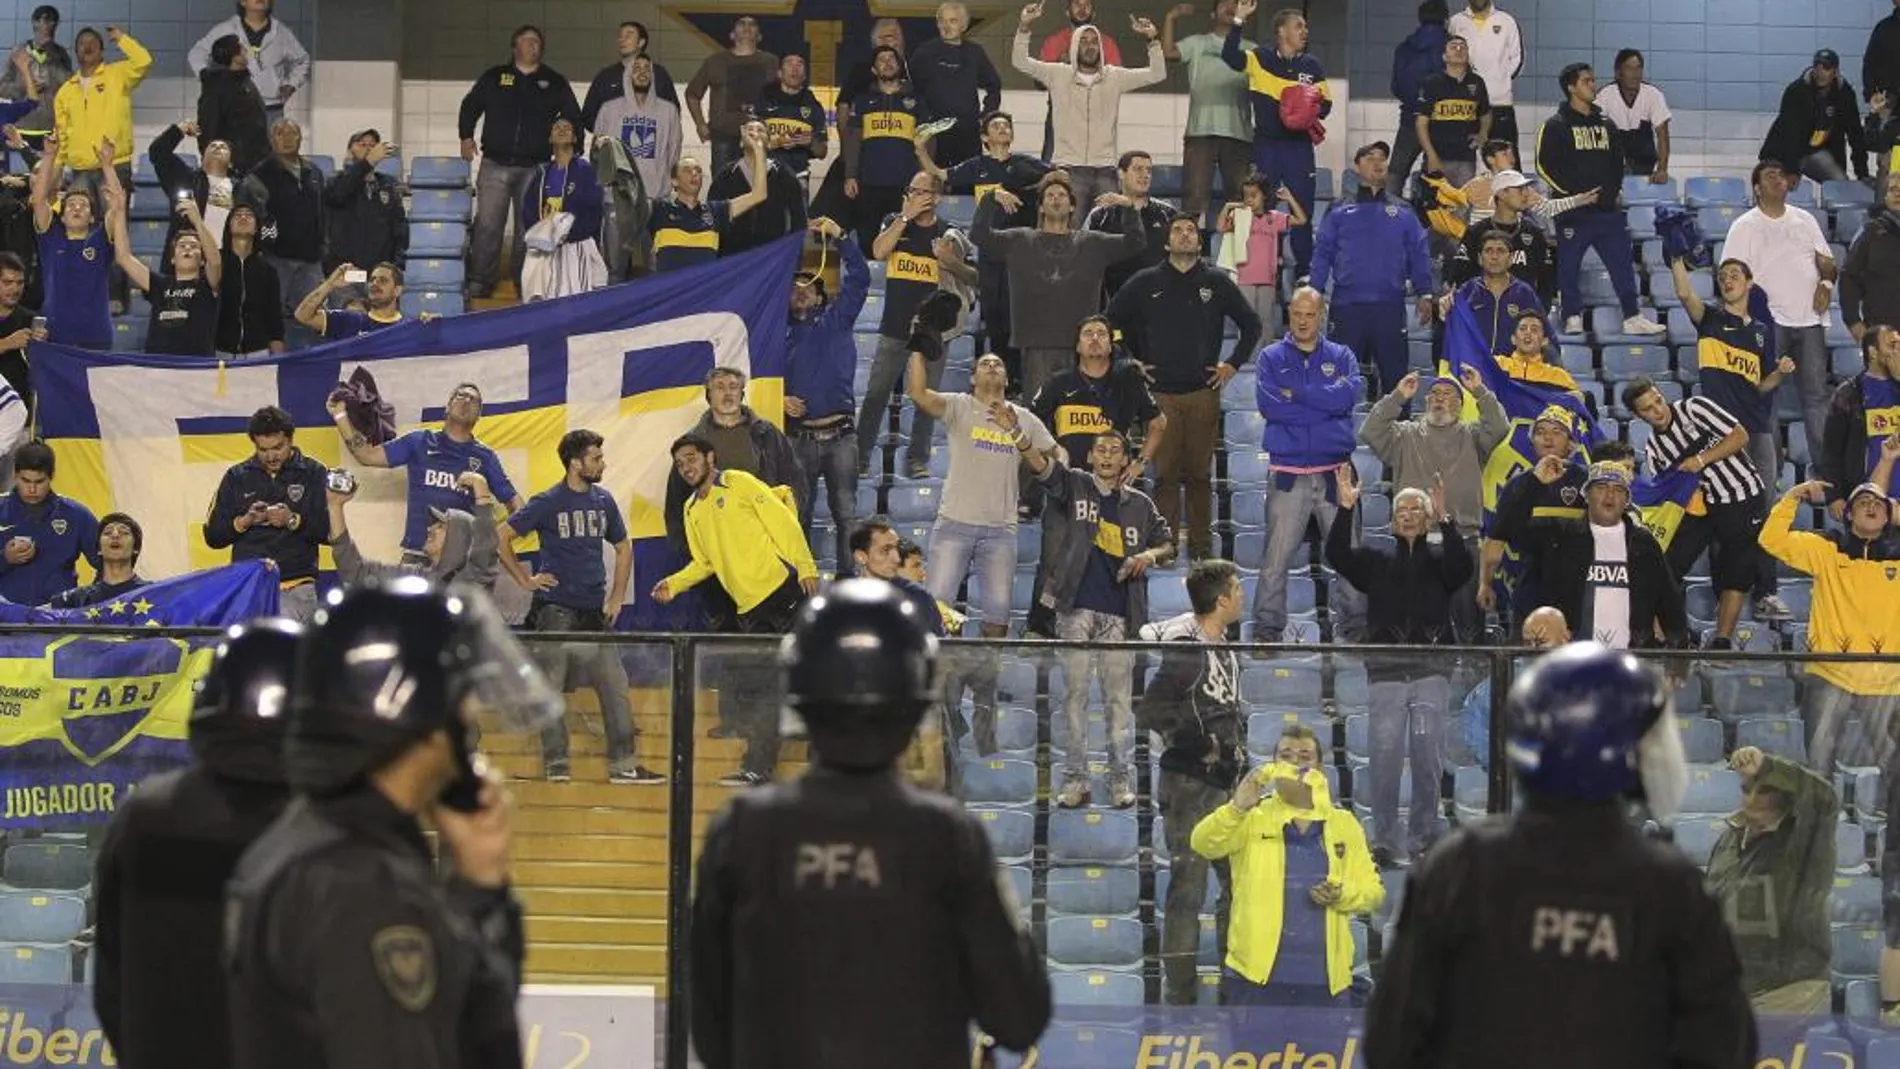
[1833,925,1882,981]
[954,704,1037,753]
[1047,915,1142,968]
[1848,978,1883,1028]
[960,757,1036,805]
[1224,409,1265,447]
[1670,817,1727,866]
[1591,306,1658,345]
[404,258,464,290]
[1048,809,1138,865]
[1828,308,1855,348]
[1579,268,1619,307]
[1675,716,1724,765]
[1047,866,1140,915]
[1678,766,1742,816]
[936,195,976,228]
[1196,913,1221,966]
[127,218,168,257]
[1622,175,1675,204]
[1226,448,1269,485]
[1344,712,1369,759]
[127,191,174,221]
[1835,206,1870,243]
[306,154,336,181]
[1229,489,1265,531]
[0,944,70,984]
[1050,968,1145,1005]
[1247,709,1330,754]
[1626,204,1659,240]
[1009,570,1034,612]
[1834,873,1882,925]
[1834,345,1865,379]
[408,221,467,257]
[1839,822,1871,874]
[131,153,161,187]
[410,188,473,222]
[1694,204,1743,238]
[0,892,84,944]
[970,806,1033,860]
[1148,164,1184,197]
[1314,168,1335,202]
[1149,580,1194,619]
[1241,657,1322,706]
[1452,764,1487,823]
[374,153,404,180]
[399,291,465,318]
[997,659,1038,703]
[1823,179,1875,208]
[1154,865,1221,915]
[1600,343,1674,383]
[1664,305,1696,346]
[885,482,942,523]
[1359,492,1391,530]
[110,317,147,352]
[1735,715,1805,761]
[1704,668,1798,722]
[1,843,88,891]
[408,156,470,189]
[1684,177,1748,208]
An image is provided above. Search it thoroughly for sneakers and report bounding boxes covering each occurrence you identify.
[1622,314,1667,336]
[1105,772,1136,810]
[719,770,769,788]
[544,761,572,783]
[905,460,931,480]
[1754,595,1794,621]
[1056,777,1092,809]
[609,760,666,785]
[1563,315,1584,336]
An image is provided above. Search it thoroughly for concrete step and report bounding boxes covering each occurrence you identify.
[515,806,669,836]
[514,859,667,890]
[519,886,670,919]
[529,915,667,945]
[526,971,668,995]
[514,835,669,864]
[524,942,665,977]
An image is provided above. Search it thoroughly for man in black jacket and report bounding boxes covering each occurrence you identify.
[203,406,328,620]
[252,119,324,327]
[1138,558,1245,1005]
[216,203,281,356]
[1499,458,1687,648]
[1328,465,1471,866]
[1842,172,1900,339]
[709,116,809,256]
[578,20,679,130]
[1761,50,1869,185]
[457,25,580,298]
[1083,150,1177,300]
[324,129,408,277]
[1820,323,1900,521]
[1868,0,1900,105]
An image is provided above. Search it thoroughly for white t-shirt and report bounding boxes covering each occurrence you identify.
[204,174,235,251]
[1722,205,1833,328]
[938,393,1057,528]
[1593,82,1671,133]
[1583,521,1632,650]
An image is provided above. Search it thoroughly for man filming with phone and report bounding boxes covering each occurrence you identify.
[294,260,409,338]
[202,405,331,622]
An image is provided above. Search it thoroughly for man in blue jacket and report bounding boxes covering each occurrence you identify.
[1387,0,1450,196]
[0,442,100,606]
[786,217,871,567]
[1310,141,1436,399]
[1534,62,1666,339]
[1251,286,1366,641]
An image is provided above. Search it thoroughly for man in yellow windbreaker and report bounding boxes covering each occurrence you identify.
[1759,478,1900,776]
[1190,724,1383,1006]
[52,25,149,186]
[653,431,819,788]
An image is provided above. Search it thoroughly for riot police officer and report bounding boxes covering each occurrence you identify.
[94,617,302,1069]
[225,576,562,1069]
[1363,642,1758,1069]
[690,578,1052,1069]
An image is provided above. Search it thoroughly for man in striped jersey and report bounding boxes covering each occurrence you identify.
[0,371,25,491]
[1622,376,1768,648]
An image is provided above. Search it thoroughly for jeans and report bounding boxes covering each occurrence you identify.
[1020,347,1072,404]
[1159,770,1233,1005]
[1386,115,1423,199]
[1801,674,1900,775]
[1554,210,1640,320]
[1798,149,1850,185]
[470,159,537,294]
[1365,674,1450,856]
[1183,135,1252,219]
[1329,301,1409,399]
[857,334,945,472]
[710,136,742,176]
[1154,390,1222,559]
[941,642,1000,755]
[1747,430,1781,600]
[266,255,324,326]
[1489,107,1521,157]
[1252,473,1366,639]
[1055,608,1134,780]
[1435,159,1477,188]
[1061,165,1120,208]
[279,582,320,624]
[732,575,804,778]
[1777,324,1830,472]
[530,602,637,767]
[927,517,1017,626]
[1238,284,1283,340]
[792,428,859,565]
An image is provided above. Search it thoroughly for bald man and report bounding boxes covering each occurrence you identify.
[1463,606,1571,765]
[1521,605,1570,648]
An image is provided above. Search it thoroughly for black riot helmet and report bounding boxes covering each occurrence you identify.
[780,578,939,770]
[289,575,563,810]
[189,617,303,784]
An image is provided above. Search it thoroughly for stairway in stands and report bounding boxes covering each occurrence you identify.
[482,682,807,995]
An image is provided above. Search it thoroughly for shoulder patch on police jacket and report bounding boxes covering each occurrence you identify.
[372,925,438,1011]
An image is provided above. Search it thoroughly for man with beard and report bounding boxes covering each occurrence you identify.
[203,406,328,621]
[499,429,664,786]
[843,44,929,253]
[296,260,408,338]
[594,53,682,204]
[1841,171,1900,340]
[328,382,525,564]
[971,170,1146,399]
[1084,150,1178,300]
[324,128,409,279]
[755,52,828,175]
[908,2,1003,169]
[1013,5,1166,207]
[1329,465,1470,866]
[1360,367,1508,643]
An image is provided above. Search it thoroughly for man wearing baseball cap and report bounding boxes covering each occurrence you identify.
[1761,49,1869,184]
[1496,459,1686,649]
[1761,478,1900,775]
[1479,402,1584,622]
[1448,169,1557,304]
[1309,141,1435,398]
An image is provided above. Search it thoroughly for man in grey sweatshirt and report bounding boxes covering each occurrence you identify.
[593,53,680,203]
[1357,365,1509,640]
[969,169,1147,399]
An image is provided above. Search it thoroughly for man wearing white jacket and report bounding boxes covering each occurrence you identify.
[186,0,310,119]
[1446,0,1522,150]
[1012,1,1166,208]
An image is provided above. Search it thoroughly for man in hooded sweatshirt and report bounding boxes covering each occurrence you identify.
[594,53,680,206]
[1012,2,1167,207]
[324,469,501,592]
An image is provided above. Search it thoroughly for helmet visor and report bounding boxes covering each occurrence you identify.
[446,584,565,734]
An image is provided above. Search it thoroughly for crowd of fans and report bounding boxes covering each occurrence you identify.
[0,0,1899,1018]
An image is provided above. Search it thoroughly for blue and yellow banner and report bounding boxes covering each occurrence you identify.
[0,560,279,827]
[32,237,804,631]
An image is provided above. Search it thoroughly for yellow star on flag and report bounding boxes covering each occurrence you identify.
[84,607,101,620]
[107,601,126,616]
[132,597,154,616]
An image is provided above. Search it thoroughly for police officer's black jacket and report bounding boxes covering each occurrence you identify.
[457,63,582,168]
[226,788,525,1069]
[203,449,330,581]
[690,766,1051,1069]
[1364,800,1759,1069]
[94,766,290,1069]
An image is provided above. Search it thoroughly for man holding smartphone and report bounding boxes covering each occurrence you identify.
[203,406,330,622]
[294,261,407,338]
